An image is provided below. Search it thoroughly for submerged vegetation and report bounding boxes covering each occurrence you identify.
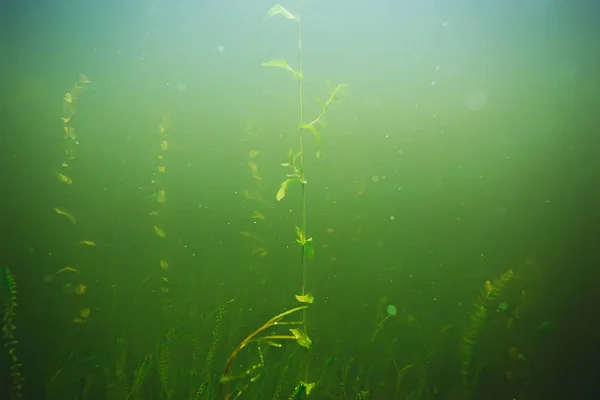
[221,3,346,398]
[2,268,23,399]
[1,3,546,400]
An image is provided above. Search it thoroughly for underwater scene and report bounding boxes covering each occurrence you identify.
[1,0,598,399]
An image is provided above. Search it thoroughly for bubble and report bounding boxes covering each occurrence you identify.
[386,304,397,316]
[372,175,379,183]
[465,90,487,111]
[389,215,395,221]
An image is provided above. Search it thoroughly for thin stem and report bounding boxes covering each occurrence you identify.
[296,0,308,381]
[296,3,306,295]
[219,306,307,399]
[307,112,326,127]
[296,0,310,384]
[258,335,298,341]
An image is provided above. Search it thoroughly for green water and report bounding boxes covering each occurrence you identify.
[1,0,598,398]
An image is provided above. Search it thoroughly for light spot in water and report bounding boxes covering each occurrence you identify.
[465,90,487,111]
[372,175,379,183]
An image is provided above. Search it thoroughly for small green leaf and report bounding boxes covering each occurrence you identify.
[262,58,293,71]
[262,59,303,81]
[324,82,348,107]
[302,382,316,396]
[290,328,312,349]
[301,123,322,158]
[264,4,296,20]
[295,293,314,304]
[290,381,316,399]
[276,178,297,201]
[295,226,304,242]
[305,238,315,260]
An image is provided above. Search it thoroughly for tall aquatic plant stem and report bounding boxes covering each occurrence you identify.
[294,2,310,382]
[264,1,347,392]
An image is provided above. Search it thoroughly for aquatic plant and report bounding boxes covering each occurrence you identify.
[219,306,311,399]
[54,74,93,325]
[126,354,153,400]
[393,362,414,400]
[157,327,177,399]
[1,267,24,399]
[151,115,172,311]
[263,0,347,391]
[410,324,453,400]
[371,303,398,342]
[220,3,347,398]
[241,123,269,258]
[200,301,227,398]
[460,269,515,387]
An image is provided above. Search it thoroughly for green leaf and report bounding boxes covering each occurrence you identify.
[295,293,314,304]
[305,238,315,260]
[261,58,293,71]
[262,59,303,81]
[264,4,296,20]
[276,178,297,201]
[301,123,322,158]
[324,82,348,107]
[302,382,316,396]
[295,226,304,242]
[290,328,312,349]
[290,381,316,399]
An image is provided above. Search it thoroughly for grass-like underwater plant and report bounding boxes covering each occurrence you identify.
[2,267,24,399]
[219,306,312,399]
[460,269,515,387]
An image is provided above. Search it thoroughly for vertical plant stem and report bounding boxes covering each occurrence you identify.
[296,1,309,383]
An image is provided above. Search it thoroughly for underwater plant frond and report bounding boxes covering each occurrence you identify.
[219,306,308,400]
[263,0,348,393]
[126,354,152,400]
[264,4,297,20]
[307,82,348,128]
[460,269,515,387]
[2,268,24,399]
